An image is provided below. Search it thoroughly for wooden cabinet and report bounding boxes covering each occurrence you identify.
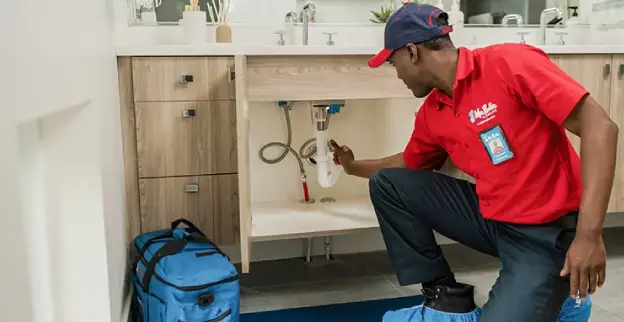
[139,174,239,244]
[119,56,239,246]
[551,55,612,153]
[609,55,624,213]
[552,54,624,214]
[132,57,236,102]
[135,101,237,178]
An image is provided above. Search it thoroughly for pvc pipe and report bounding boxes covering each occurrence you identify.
[324,236,331,260]
[314,130,341,188]
[305,237,313,262]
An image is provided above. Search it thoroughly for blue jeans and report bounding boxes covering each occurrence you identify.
[370,169,584,322]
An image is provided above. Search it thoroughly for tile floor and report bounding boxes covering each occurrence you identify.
[239,227,624,321]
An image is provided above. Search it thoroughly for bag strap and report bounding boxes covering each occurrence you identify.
[171,218,206,237]
[133,232,173,273]
[141,239,189,293]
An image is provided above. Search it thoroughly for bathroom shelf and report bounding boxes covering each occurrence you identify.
[250,196,379,242]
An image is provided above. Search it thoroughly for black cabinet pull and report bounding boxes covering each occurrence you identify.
[180,74,194,83]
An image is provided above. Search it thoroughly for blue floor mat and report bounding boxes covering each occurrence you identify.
[240,295,424,322]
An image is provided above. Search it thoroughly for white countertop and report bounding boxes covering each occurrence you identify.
[116,44,624,56]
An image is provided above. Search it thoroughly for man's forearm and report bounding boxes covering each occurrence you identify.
[578,112,619,237]
[345,153,406,179]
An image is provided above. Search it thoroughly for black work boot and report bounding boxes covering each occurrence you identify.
[421,282,478,313]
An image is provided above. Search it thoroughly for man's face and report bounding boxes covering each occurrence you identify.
[389,46,434,98]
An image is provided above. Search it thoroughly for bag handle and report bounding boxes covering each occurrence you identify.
[132,232,173,274]
[171,218,206,237]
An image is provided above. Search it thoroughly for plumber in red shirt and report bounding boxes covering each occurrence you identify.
[331,3,617,322]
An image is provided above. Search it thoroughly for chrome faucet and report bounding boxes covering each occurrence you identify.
[539,7,565,45]
[302,3,316,45]
[502,14,523,27]
[285,11,298,23]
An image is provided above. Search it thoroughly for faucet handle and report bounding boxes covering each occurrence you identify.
[556,31,567,45]
[516,31,530,44]
[323,32,338,46]
[275,30,287,46]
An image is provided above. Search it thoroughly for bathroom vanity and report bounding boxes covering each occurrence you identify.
[117,44,624,273]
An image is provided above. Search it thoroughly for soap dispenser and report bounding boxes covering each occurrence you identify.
[567,6,580,25]
[448,0,464,29]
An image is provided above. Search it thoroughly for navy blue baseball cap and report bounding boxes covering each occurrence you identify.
[368,3,453,68]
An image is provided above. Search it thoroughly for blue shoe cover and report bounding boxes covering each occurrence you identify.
[557,295,592,322]
[383,305,482,322]
[382,295,590,322]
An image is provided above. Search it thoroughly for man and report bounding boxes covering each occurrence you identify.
[331,3,616,322]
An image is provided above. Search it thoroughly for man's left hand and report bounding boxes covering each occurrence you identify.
[560,232,607,299]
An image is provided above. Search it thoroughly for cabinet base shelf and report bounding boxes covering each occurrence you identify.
[250,196,379,242]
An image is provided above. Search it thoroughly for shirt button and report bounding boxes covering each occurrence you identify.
[474,174,479,179]
[485,201,491,206]
[455,112,460,117]
[464,143,470,148]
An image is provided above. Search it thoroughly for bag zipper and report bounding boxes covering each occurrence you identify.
[176,309,232,322]
[206,309,232,322]
[155,273,239,292]
[195,250,221,257]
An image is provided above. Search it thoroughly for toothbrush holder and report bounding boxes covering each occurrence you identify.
[182,11,207,44]
[215,24,232,43]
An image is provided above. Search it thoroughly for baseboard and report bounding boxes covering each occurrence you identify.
[222,214,624,264]
[121,286,133,322]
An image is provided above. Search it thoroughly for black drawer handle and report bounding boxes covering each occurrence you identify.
[182,109,196,117]
[180,74,194,83]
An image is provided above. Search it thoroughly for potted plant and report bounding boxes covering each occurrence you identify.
[370,5,394,23]
[370,0,432,23]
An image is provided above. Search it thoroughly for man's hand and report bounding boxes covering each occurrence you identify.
[560,231,607,299]
[330,140,355,173]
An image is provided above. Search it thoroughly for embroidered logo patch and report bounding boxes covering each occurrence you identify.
[469,102,498,126]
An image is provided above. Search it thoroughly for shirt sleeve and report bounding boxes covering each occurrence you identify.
[403,107,448,170]
[496,45,589,126]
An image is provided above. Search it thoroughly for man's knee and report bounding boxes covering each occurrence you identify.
[369,168,435,199]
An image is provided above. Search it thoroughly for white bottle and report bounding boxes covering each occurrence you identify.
[447,0,464,29]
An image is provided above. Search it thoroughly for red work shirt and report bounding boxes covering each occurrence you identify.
[403,44,588,224]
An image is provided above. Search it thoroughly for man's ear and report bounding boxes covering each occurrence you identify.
[405,43,418,63]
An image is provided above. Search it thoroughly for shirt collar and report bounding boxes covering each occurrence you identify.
[431,47,475,109]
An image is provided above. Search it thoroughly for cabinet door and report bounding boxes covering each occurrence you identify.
[139,176,200,233]
[135,102,201,178]
[552,55,612,153]
[135,101,237,177]
[609,55,624,212]
[554,55,617,212]
[198,174,240,245]
[197,101,238,175]
[132,57,235,102]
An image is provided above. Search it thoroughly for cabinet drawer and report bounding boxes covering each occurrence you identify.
[139,174,240,245]
[132,57,235,102]
[135,101,237,178]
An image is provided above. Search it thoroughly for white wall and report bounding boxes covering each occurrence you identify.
[1,0,128,321]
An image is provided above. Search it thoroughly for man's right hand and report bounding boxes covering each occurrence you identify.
[330,140,355,174]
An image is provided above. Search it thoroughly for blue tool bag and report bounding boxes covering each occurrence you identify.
[131,219,240,322]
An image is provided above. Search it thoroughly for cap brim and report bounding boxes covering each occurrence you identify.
[368,49,393,68]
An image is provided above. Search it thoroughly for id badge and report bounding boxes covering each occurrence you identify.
[479,125,514,165]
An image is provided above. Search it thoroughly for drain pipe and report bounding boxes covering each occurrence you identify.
[324,236,332,260]
[313,105,341,188]
[305,237,313,262]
